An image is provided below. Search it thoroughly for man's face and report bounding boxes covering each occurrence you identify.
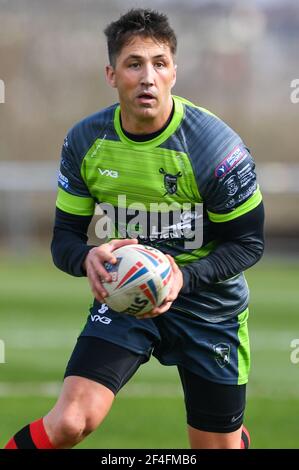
[106,35,177,132]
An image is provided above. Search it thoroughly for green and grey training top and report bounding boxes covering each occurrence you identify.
[55,95,263,322]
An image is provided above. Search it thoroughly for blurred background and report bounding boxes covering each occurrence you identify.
[0,0,298,449]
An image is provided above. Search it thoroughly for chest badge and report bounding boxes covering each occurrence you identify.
[159,168,182,195]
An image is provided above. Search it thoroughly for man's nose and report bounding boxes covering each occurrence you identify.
[140,64,155,86]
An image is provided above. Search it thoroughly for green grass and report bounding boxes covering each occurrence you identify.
[0,253,298,448]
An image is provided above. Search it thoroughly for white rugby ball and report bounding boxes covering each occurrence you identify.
[102,245,172,316]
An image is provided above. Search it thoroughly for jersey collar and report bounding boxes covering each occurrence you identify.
[114,96,184,149]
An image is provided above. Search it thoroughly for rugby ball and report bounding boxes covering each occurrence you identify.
[102,245,172,316]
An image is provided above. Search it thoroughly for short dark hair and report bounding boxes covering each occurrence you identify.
[104,9,177,67]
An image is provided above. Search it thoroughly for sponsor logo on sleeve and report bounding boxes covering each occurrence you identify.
[225,198,236,209]
[58,171,69,189]
[215,145,247,178]
[237,163,255,188]
[237,182,257,203]
[225,175,239,196]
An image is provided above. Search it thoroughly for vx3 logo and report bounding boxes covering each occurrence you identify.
[90,304,112,324]
[98,168,119,178]
[90,314,112,324]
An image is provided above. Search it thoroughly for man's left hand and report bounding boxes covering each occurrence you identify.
[136,255,183,319]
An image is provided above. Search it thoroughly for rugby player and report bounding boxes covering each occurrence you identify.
[5,8,263,449]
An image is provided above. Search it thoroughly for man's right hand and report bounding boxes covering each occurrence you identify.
[84,238,138,303]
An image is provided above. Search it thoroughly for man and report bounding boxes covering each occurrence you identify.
[5,8,263,449]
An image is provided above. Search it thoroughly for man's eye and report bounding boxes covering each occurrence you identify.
[129,63,140,68]
[155,62,165,68]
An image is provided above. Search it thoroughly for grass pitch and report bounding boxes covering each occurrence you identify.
[0,253,298,448]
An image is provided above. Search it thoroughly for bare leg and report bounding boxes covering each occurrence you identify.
[43,376,115,448]
[188,424,243,449]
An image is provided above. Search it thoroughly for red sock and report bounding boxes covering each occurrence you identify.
[241,425,250,449]
[4,438,18,449]
[4,418,54,449]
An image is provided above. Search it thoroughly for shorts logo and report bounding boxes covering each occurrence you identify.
[90,315,112,324]
[231,411,244,423]
[90,304,112,323]
[215,146,246,178]
[213,343,230,368]
[98,303,109,314]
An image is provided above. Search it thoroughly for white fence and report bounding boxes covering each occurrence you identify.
[1,161,298,193]
[0,161,298,249]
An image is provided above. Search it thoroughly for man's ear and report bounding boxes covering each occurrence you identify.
[171,64,177,88]
[105,65,117,88]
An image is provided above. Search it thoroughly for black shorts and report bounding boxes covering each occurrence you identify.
[65,336,246,433]
[80,302,250,385]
